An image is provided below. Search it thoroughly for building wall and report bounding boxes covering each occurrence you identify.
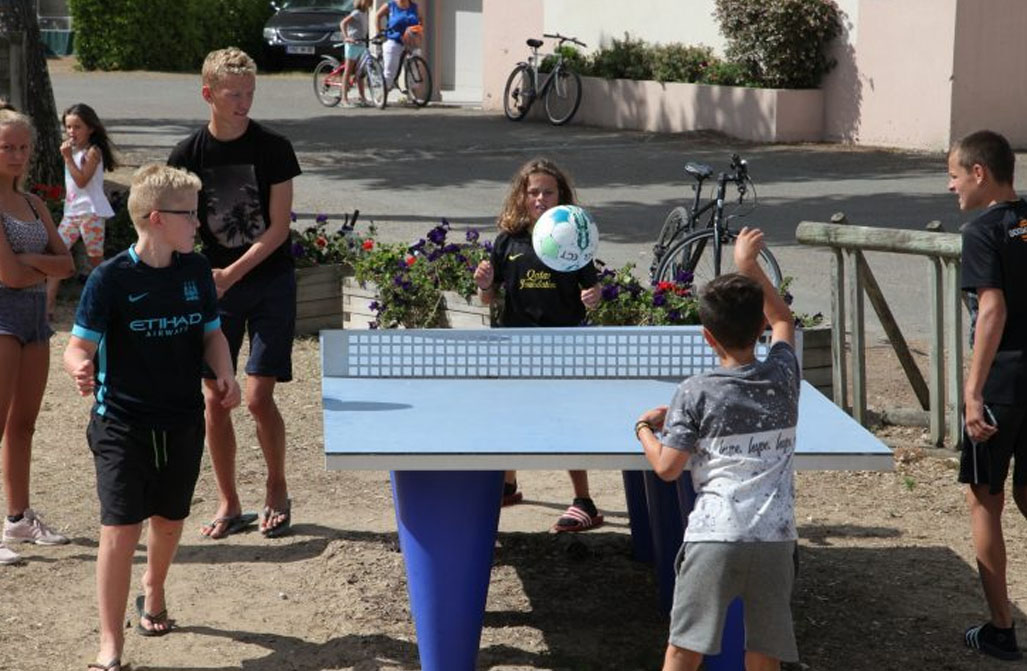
[482,0,543,110]
[950,0,1027,148]
[850,0,957,149]
[542,0,724,53]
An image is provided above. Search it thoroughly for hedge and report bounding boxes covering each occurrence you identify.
[69,0,273,71]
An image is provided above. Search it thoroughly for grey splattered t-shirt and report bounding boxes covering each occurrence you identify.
[663,341,800,543]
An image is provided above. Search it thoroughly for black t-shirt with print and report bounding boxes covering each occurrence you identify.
[168,120,301,283]
[961,198,1027,403]
[490,231,598,327]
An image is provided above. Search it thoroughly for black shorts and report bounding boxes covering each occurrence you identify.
[207,269,295,382]
[87,412,204,526]
[958,403,1027,495]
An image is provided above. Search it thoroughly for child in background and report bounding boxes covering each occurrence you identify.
[637,227,799,670]
[474,157,603,532]
[64,164,240,671]
[0,109,75,566]
[46,103,117,317]
[340,0,373,107]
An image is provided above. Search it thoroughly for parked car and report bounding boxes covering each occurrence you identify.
[262,0,354,68]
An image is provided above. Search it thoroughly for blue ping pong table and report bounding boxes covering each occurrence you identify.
[321,327,892,671]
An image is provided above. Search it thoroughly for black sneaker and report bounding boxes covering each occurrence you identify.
[965,622,1023,661]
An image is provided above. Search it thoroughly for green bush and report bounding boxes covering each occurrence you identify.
[588,33,652,81]
[70,0,273,72]
[714,0,842,88]
[540,45,590,75]
[649,44,717,84]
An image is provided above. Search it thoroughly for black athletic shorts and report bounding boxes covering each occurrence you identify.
[206,268,296,382]
[87,412,204,526]
[958,403,1027,495]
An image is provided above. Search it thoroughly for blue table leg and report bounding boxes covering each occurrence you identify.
[642,471,685,613]
[621,470,654,564]
[391,470,505,671]
[704,598,745,671]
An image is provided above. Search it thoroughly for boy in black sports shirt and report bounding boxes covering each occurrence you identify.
[950,129,1027,661]
[64,164,240,671]
[168,47,302,540]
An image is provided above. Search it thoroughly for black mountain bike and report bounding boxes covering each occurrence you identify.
[503,33,586,126]
[650,154,782,287]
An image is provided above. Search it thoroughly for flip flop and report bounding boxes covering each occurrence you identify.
[87,659,122,670]
[135,594,174,637]
[200,512,257,540]
[261,499,292,538]
[551,503,604,533]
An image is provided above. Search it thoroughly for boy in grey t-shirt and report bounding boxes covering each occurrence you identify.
[637,227,799,671]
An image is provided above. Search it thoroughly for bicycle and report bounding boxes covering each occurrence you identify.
[503,33,586,126]
[649,154,782,288]
[313,38,386,108]
[377,33,433,109]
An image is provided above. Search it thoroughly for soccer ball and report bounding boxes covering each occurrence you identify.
[531,205,599,273]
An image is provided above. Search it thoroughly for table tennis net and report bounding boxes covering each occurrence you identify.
[323,327,775,379]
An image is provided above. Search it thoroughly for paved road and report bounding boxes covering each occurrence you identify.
[52,67,996,340]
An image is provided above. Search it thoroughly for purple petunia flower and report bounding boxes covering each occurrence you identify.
[674,269,694,285]
[369,301,380,311]
[668,309,681,322]
[601,284,620,301]
[443,243,460,254]
[315,213,328,224]
[291,242,305,258]
[427,249,442,262]
[409,239,426,253]
[783,291,794,306]
[466,229,479,243]
[427,226,447,245]
[290,211,298,223]
[483,241,493,253]
[652,293,667,307]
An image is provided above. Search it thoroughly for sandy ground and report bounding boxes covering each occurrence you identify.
[0,300,1024,671]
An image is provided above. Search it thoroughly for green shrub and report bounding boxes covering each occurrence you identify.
[714,0,842,88]
[103,188,137,258]
[588,33,652,81]
[540,45,590,75]
[649,44,717,84]
[699,60,754,87]
[70,0,273,72]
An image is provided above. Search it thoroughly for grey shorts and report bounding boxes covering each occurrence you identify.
[0,287,52,344]
[670,540,798,662]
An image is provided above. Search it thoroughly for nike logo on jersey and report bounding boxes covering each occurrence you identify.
[508,253,524,261]
[128,292,149,303]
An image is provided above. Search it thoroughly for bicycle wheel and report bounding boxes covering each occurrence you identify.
[403,55,432,107]
[544,66,582,125]
[503,64,534,121]
[313,59,342,107]
[655,228,782,289]
[362,57,387,109]
[649,207,694,281]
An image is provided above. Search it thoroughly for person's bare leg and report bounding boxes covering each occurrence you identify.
[504,470,517,487]
[662,643,702,671]
[967,485,1013,627]
[247,375,289,531]
[569,470,590,499]
[745,651,781,671]
[95,522,143,665]
[200,379,241,538]
[3,341,48,516]
[139,515,183,633]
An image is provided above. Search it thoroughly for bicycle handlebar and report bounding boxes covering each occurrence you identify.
[542,32,587,48]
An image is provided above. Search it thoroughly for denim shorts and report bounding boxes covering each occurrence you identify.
[208,268,296,382]
[0,287,52,344]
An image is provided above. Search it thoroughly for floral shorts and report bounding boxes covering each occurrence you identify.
[58,214,105,257]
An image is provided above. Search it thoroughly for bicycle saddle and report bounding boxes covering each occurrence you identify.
[684,162,713,180]
[526,38,544,48]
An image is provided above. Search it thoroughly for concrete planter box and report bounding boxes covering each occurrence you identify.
[342,277,491,330]
[562,76,824,143]
[295,264,346,336]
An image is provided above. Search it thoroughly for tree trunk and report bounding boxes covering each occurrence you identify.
[0,0,63,187]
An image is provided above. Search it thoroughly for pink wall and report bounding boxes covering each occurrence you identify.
[481,0,543,111]
[950,0,1027,147]
[852,0,957,149]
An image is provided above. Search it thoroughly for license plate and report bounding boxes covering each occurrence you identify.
[286,45,315,55]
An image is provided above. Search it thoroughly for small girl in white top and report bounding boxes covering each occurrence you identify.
[340,0,373,107]
[46,103,118,317]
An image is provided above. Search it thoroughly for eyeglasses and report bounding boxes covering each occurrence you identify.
[153,209,199,219]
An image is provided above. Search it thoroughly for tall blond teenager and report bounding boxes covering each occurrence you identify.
[169,48,302,540]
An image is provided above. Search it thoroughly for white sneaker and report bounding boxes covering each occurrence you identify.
[3,508,69,545]
[0,542,20,565]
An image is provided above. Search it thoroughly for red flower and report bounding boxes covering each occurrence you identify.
[405,256,417,266]
[316,236,328,248]
[656,281,674,292]
[362,239,374,251]
[47,186,62,200]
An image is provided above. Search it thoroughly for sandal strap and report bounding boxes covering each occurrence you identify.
[87,660,121,670]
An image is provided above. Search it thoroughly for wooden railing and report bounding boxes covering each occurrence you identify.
[795,217,963,447]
